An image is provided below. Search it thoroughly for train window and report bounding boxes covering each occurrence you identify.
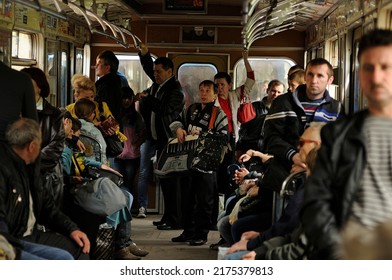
[46,40,59,106]
[116,54,153,95]
[75,48,84,74]
[234,57,295,101]
[177,63,218,107]
[11,31,36,69]
[326,37,339,99]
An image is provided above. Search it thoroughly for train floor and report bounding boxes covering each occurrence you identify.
[130,214,220,260]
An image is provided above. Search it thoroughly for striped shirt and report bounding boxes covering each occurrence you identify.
[297,92,323,127]
[349,116,392,229]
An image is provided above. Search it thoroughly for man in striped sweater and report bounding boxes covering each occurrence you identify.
[262,58,345,191]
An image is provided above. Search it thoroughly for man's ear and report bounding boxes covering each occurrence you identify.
[328,76,334,85]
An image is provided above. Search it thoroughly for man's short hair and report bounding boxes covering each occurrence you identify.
[306,58,333,78]
[154,57,174,72]
[358,29,392,61]
[267,79,285,92]
[214,72,232,84]
[199,80,218,93]
[97,50,119,73]
[6,118,40,149]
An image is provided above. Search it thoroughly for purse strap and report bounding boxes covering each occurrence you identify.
[208,106,218,130]
[72,153,84,177]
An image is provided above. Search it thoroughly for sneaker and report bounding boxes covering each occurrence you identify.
[136,207,147,218]
[127,242,149,257]
[113,247,141,260]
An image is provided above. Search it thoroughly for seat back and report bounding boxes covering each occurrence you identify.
[80,134,102,162]
[279,170,306,217]
[272,170,306,223]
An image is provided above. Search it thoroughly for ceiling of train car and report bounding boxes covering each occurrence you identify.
[24,0,340,47]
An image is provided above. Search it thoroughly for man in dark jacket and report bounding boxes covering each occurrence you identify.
[0,118,90,259]
[136,44,185,229]
[262,58,345,191]
[301,29,392,260]
[95,50,123,121]
[236,79,285,158]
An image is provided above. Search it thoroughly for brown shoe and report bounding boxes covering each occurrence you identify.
[127,242,149,257]
[113,247,141,260]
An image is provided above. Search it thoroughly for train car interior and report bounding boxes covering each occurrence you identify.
[1,0,392,260]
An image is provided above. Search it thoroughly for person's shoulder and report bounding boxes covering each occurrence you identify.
[0,63,31,81]
[272,92,291,105]
[43,99,62,116]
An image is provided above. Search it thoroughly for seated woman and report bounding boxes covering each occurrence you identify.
[61,112,148,260]
[169,80,228,246]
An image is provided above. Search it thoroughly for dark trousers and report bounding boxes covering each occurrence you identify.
[181,171,217,239]
[159,176,181,227]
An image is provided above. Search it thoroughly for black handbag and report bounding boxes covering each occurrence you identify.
[105,135,123,158]
[72,154,124,186]
[190,107,227,173]
[84,166,124,187]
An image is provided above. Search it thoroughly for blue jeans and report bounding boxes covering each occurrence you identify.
[137,140,156,208]
[20,240,74,260]
[115,189,133,249]
[224,250,249,260]
[114,157,140,194]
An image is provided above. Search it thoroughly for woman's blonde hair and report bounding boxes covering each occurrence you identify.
[72,74,96,95]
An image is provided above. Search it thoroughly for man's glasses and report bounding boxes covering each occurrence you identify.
[299,138,320,148]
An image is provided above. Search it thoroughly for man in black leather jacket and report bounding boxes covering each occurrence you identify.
[0,118,90,259]
[301,29,392,259]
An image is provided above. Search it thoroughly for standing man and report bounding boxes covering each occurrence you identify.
[0,61,37,140]
[136,44,185,228]
[236,79,285,158]
[301,29,392,259]
[262,58,345,191]
[95,50,123,121]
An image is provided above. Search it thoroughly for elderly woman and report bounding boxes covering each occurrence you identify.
[169,80,228,246]
[66,74,113,124]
